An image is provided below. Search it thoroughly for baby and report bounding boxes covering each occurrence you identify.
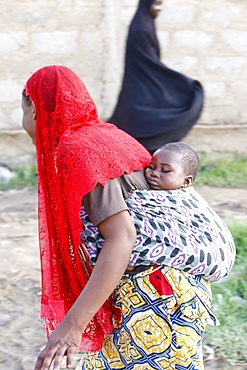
[81,142,235,281]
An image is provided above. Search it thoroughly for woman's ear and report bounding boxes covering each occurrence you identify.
[31,102,36,120]
[182,176,193,188]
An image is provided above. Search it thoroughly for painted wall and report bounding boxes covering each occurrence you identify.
[0,0,246,162]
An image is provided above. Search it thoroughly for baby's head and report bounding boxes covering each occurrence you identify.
[145,142,199,190]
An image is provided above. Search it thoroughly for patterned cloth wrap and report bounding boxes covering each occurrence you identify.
[78,187,229,369]
[80,187,236,282]
[76,265,219,370]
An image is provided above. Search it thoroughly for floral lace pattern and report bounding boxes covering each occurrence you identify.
[25,65,151,351]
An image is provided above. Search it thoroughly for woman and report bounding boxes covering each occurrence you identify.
[22,64,151,369]
[22,65,228,370]
[109,0,204,154]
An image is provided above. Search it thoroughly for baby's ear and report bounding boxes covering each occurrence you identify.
[182,176,193,188]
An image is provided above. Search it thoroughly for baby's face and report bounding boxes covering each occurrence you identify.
[145,149,186,190]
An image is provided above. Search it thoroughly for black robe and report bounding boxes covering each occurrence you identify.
[108,0,204,154]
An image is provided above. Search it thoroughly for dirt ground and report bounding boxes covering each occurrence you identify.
[0,186,247,370]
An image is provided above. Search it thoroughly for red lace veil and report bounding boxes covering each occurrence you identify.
[24,65,151,351]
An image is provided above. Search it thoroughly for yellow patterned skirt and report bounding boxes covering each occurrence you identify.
[76,266,218,370]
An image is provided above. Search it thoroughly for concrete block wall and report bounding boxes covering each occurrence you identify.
[155,0,247,127]
[0,0,246,164]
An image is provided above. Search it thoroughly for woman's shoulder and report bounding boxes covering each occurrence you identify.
[119,170,150,199]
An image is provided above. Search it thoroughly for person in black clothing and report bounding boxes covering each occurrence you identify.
[109,0,204,154]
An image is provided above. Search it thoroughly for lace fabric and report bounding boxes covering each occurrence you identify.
[24,65,151,351]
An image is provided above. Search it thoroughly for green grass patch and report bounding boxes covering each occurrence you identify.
[195,153,247,188]
[0,153,247,190]
[0,165,37,190]
[204,223,247,366]
[1,161,247,366]
[1,153,247,191]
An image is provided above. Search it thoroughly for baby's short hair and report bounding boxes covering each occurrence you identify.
[157,142,199,181]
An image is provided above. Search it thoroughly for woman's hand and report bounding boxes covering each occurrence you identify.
[34,210,136,369]
[34,317,82,370]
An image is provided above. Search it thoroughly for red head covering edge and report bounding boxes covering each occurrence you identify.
[24,65,151,351]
